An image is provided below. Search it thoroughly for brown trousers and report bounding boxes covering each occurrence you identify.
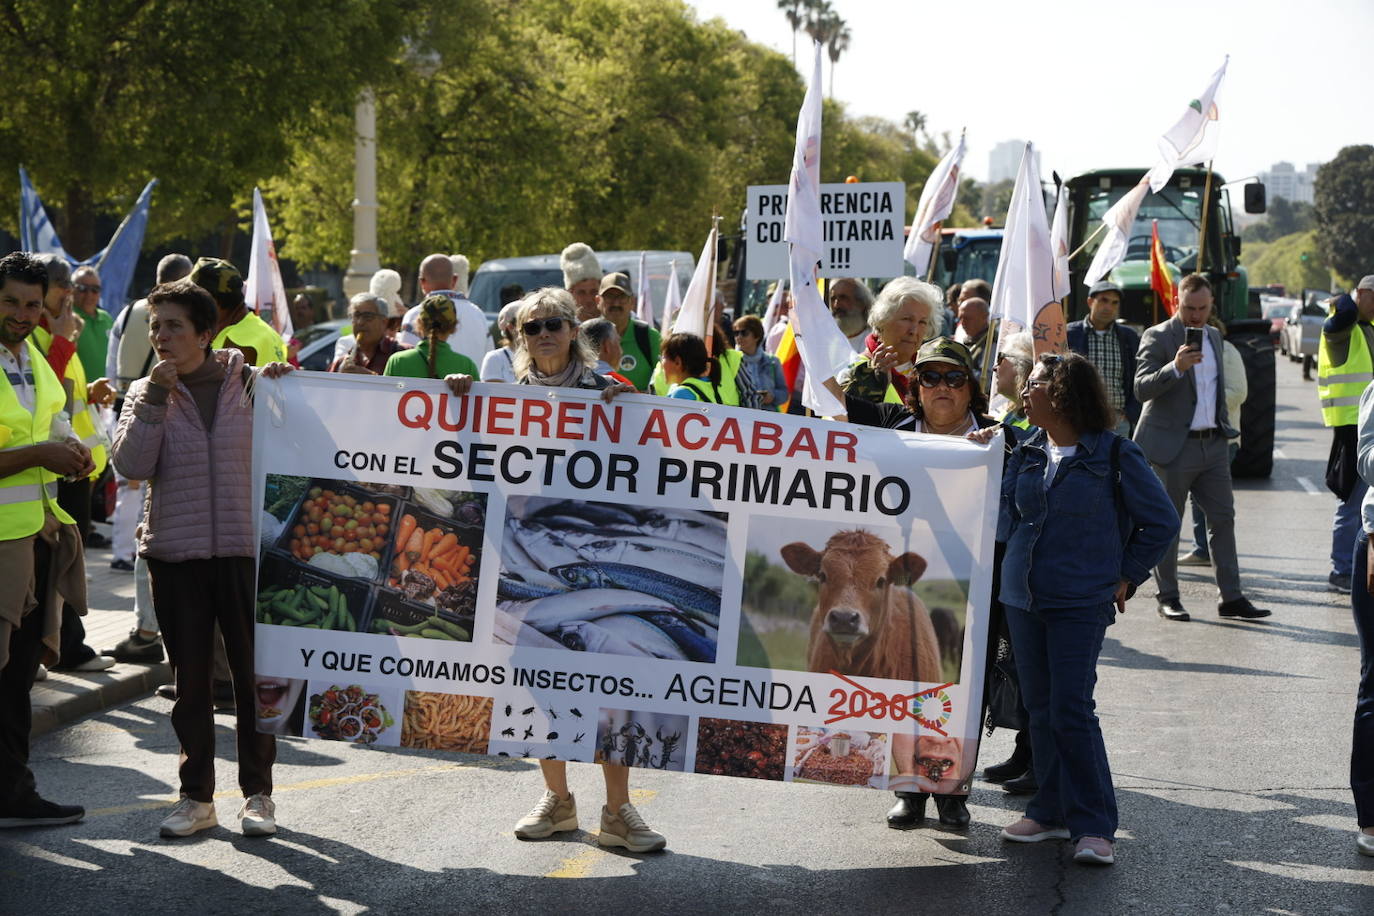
[147,556,274,801]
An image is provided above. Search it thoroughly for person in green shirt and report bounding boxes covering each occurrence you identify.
[596,272,659,391]
[383,295,478,379]
[72,265,114,381]
[190,257,287,368]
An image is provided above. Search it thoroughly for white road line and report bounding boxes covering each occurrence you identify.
[1295,476,1321,495]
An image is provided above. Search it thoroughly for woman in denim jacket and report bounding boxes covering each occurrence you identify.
[992,353,1178,866]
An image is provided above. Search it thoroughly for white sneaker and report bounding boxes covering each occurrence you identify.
[160,797,217,837]
[72,654,116,672]
[514,789,577,839]
[33,664,47,682]
[598,802,666,852]
[238,794,276,836]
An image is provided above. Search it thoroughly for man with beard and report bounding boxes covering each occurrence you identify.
[827,278,874,353]
[596,272,659,391]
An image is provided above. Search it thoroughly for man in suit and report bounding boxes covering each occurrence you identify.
[1133,273,1271,622]
[1068,280,1140,437]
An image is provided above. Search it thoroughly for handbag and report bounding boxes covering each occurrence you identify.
[984,635,1028,733]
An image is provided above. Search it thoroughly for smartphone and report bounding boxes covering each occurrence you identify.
[1184,327,1204,351]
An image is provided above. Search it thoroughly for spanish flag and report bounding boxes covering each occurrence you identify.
[774,320,802,412]
[1149,219,1177,316]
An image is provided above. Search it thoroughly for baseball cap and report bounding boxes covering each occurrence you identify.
[599,272,632,296]
[190,257,244,308]
[1088,280,1122,297]
[1357,275,1374,291]
[912,336,976,374]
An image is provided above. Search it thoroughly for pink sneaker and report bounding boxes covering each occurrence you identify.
[1000,817,1070,843]
[1073,836,1114,865]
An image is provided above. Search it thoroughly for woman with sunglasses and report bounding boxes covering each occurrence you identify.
[994,331,1036,432]
[442,289,653,850]
[981,353,1177,866]
[382,295,479,380]
[843,336,992,831]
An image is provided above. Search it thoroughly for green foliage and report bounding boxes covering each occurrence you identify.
[1245,197,1315,242]
[1315,145,1374,281]
[0,0,400,254]
[1240,229,1329,293]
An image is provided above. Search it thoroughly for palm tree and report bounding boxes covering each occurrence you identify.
[776,0,811,65]
[803,0,834,47]
[825,19,850,98]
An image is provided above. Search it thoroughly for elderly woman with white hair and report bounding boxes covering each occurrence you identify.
[994,330,1036,431]
[837,276,943,405]
[479,301,524,383]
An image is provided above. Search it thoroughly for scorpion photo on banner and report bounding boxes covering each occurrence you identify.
[594,709,689,771]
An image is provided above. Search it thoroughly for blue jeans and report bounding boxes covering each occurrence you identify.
[1005,603,1117,842]
[1352,533,1374,827]
[1334,480,1369,578]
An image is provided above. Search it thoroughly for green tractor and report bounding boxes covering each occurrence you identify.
[1063,167,1274,476]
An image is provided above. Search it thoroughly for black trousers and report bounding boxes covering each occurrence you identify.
[0,538,52,806]
[147,556,275,801]
[55,478,94,667]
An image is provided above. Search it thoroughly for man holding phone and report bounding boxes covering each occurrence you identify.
[1133,273,1271,622]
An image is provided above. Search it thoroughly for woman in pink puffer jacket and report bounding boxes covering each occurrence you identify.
[112,278,289,841]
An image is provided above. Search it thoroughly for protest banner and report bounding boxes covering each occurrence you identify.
[745,181,905,281]
[252,373,1000,792]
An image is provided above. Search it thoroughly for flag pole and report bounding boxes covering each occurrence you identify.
[705,212,722,353]
[1067,222,1108,262]
[924,226,944,283]
[1196,160,1215,273]
[980,318,1000,396]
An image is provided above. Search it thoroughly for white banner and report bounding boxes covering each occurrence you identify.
[747,181,906,281]
[252,373,999,792]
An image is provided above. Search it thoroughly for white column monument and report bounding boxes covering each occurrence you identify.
[343,89,380,298]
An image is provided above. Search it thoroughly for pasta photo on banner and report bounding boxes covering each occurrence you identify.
[251,373,1002,792]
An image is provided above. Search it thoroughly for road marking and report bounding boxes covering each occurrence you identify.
[1295,476,1321,495]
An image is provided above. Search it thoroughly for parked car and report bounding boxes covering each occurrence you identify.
[294,319,350,371]
[1283,297,1325,364]
[469,250,694,324]
[1261,298,1292,352]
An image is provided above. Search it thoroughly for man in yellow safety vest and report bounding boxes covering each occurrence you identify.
[0,251,93,828]
[1317,275,1374,593]
[191,257,287,368]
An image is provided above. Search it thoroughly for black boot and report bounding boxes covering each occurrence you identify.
[1003,770,1039,795]
[933,794,971,828]
[983,730,1031,783]
[886,792,928,830]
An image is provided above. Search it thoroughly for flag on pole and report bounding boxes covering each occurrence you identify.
[784,42,852,417]
[903,129,966,276]
[760,279,787,339]
[989,143,1064,355]
[672,226,718,340]
[1146,57,1228,193]
[19,166,157,316]
[773,320,802,413]
[660,259,682,338]
[1149,219,1177,316]
[635,251,654,325]
[1049,183,1071,306]
[1083,177,1150,289]
[244,188,293,342]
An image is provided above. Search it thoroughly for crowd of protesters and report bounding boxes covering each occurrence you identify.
[2,239,1370,865]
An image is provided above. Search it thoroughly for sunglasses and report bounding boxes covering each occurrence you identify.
[75,283,102,295]
[918,369,968,389]
[350,311,382,322]
[521,316,568,336]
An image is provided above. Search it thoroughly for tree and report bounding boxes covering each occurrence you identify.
[824,18,850,98]
[0,0,402,257]
[1247,196,1314,242]
[1242,229,1329,293]
[775,0,812,65]
[1315,144,1374,282]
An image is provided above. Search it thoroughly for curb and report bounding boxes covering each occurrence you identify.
[31,661,173,738]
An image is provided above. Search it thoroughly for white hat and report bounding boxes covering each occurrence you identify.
[369,268,405,315]
[449,254,470,295]
[560,242,601,289]
[1358,275,1374,291]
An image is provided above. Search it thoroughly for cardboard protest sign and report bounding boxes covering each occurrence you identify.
[252,374,1000,792]
[746,181,905,281]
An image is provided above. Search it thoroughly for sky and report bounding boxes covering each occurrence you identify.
[686,0,1373,186]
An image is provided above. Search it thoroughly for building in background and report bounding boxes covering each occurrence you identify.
[1258,161,1320,205]
[988,139,1025,184]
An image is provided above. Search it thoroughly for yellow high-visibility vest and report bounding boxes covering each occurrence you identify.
[1317,322,1374,427]
[33,326,107,478]
[0,337,77,539]
[213,313,287,367]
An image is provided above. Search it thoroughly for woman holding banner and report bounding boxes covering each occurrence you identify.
[444,288,660,851]
[111,279,294,839]
[987,353,1176,866]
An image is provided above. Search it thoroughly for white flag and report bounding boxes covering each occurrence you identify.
[245,187,292,342]
[903,130,966,276]
[660,259,682,338]
[785,43,852,418]
[672,227,718,340]
[635,250,654,325]
[988,143,1055,333]
[1146,57,1227,193]
[1083,177,1150,288]
[1049,183,1071,303]
[760,279,787,339]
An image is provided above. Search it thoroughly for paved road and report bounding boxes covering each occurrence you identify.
[2,350,1372,915]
